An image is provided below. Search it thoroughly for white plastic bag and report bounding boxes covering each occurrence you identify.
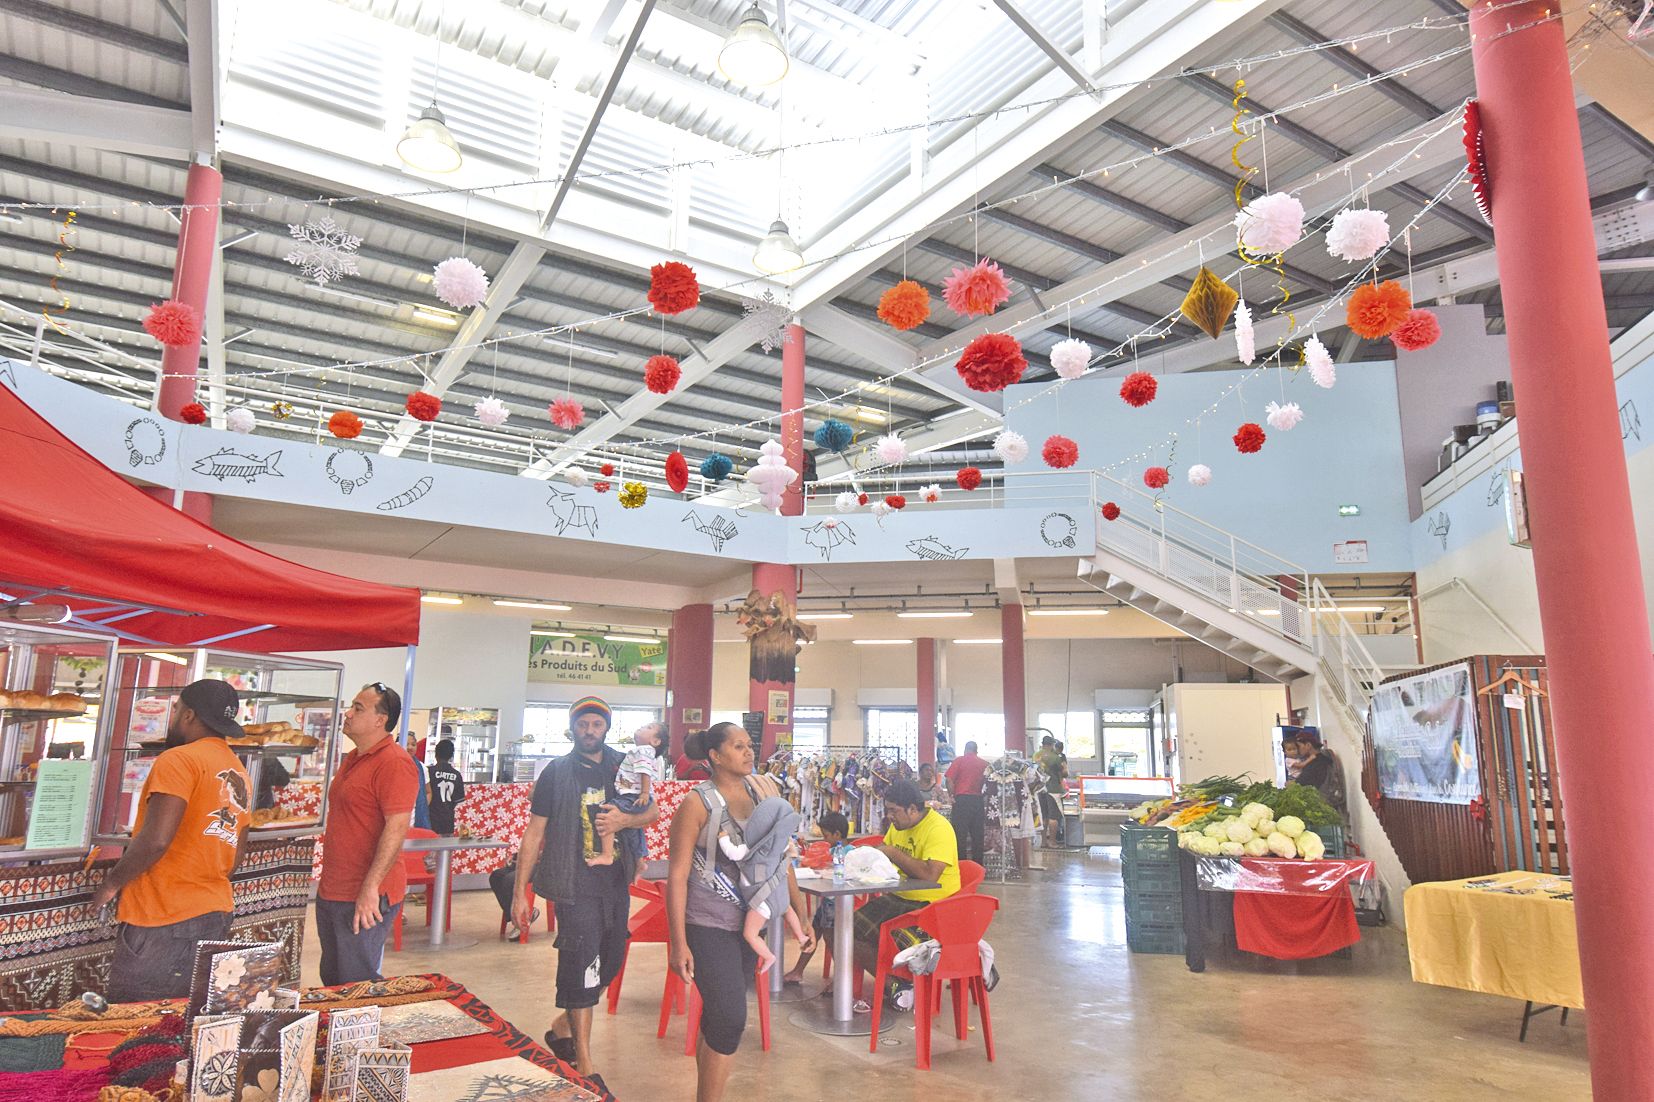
[843,846,900,884]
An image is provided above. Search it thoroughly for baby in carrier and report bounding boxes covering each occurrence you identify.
[718,795,810,971]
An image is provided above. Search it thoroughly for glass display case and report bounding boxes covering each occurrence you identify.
[0,622,119,860]
[95,647,343,844]
[426,707,500,783]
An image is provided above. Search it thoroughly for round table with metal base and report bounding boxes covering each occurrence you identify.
[398,835,510,950]
[790,873,941,1037]
[395,930,482,952]
[788,1000,898,1036]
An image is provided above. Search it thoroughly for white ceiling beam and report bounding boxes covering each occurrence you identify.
[380,0,659,458]
[989,0,1096,93]
[912,105,1471,368]
[798,303,998,417]
[183,0,221,157]
[204,232,228,427]
[786,0,1289,309]
[0,88,192,158]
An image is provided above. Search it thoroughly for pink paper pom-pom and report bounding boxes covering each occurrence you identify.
[1042,434,1079,469]
[1391,308,1442,352]
[1266,401,1304,431]
[1235,192,1305,254]
[1305,336,1336,389]
[432,257,490,309]
[1235,300,1256,365]
[549,397,585,430]
[993,430,1029,464]
[1049,338,1091,380]
[475,396,510,427]
[1187,464,1212,487]
[143,299,202,348]
[1325,208,1389,263]
[942,259,1011,317]
[875,434,908,465]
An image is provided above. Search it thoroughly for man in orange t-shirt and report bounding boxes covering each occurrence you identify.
[93,679,251,1003]
[315,682,420,985]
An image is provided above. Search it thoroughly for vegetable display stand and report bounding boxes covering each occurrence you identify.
[1177,851,1374,972]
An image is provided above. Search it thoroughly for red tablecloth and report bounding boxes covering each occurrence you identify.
[1232,891,1362,959]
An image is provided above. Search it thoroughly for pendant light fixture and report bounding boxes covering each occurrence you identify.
[718,3,789,87]
[753,219,804,273]
[397,103,463,174]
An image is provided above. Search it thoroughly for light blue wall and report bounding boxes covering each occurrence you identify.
[1002,362,1414,574]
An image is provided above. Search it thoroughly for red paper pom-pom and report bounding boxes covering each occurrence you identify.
[645,354,682,395]
[405,391,442,422]
[648,261,700,315]
[885,494,907,510]
[1101,501,1121,521]
[1233,422,1267,454]
[1042,434,1079,469]
[1346,280,1412,339]
[1391,308,1442,352]
[857,493,869,506]
[601,462,616,477]
[956,467,983,491]
[877,280,931,331]
[594,481,612,493]
[179,402,207,425]
[665,451,689,493]
[142,299,202,348]
[329,410,364,439]
[1143,466,1170,489]
[955,333,1028,393]
[1120,371,1158,408]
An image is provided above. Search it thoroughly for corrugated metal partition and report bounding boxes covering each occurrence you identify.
[1361,655,1566,883]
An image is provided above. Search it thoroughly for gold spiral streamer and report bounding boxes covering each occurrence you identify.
[1230,80,1255,211]
[43,209,77,332]
[1229,80,1295,353]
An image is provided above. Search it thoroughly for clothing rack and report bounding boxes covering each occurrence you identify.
[984,754,1044,884]
[763,745,903,835]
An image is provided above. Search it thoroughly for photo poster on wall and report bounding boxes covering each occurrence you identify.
[766,690,790,727]
[527,633,668,686]
[1367,663,1482,805]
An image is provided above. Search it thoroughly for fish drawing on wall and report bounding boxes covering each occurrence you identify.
[1426,510,1451,550]
[802,519,856,560]
[906,536,968,560]
[1621,399,1641,442]
[192,448,282,482]
[377,477,433,512]
[546,488,599,538]
[682,509,739,552]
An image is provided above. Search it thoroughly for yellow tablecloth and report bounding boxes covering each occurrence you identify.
[1403,870,1583,1009]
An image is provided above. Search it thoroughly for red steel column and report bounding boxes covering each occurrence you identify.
[748,321,807,759]
[917,637,937,765]
[1472,9,1654,1096]
[1001,604,1027,753]
[145,160,222,525]
[667,603,714,762]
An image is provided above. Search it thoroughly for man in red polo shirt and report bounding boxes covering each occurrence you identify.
[316,682,420,985]
[945,740,990,864]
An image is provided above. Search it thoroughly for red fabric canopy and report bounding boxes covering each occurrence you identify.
[0,384,421,651]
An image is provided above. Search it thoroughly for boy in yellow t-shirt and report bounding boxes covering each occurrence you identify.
[851,779,961,993]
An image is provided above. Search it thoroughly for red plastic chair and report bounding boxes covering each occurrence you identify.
[851,834,884,847]
[658,960,771,1054]
[867,872,987,1053]
[497,885,558,943]
[605,879,669,1014]
[391,828,449,951]
[958,860,985,895]
[908,894,999,1070]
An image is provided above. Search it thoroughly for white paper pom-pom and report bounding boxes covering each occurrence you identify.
[919,483,941,504]
[875,434,908,465]
[993,430,1029,464]
[565,467,589,489]
[225,407,256,434]
[1235,300,1256,365]
[1235,192,1305,254]
[1266,401,1304,431]
[871,501,893,519]
[1187,463,1212,487]
[433,257,490,309]
[1305,335,1336,389]
[1049,338,1091,381]
[474,396,510,427]
[1325,207,1390,263]
[835,491,860,512]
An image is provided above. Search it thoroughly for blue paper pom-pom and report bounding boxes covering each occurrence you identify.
[699,452,734,482]
[813,418,853,453]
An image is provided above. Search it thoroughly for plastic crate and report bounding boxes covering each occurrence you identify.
[1120,823,1179,869]
[1125,914,1185,955]
[1124,887,1183,925]
[1122,861,1182,895]
[1302,823,1346,858]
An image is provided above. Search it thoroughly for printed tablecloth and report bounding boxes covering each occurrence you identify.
[1404,870,1582,1008]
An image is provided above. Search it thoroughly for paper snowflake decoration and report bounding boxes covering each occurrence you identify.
[285,217,362,286]
[741,290,793,354]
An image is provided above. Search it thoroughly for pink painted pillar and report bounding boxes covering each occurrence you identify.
[1472,8,1654,1096]
[1001,604,1027,753]
[145,161,222,525]
[748,320,807,759]
[917,637,937,765]
[667,604,714,762]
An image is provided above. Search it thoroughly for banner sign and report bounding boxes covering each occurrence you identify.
[528,634,667,686]
[1367,663,1482,804]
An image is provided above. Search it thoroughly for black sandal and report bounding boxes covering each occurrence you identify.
[543,1030,576,1064]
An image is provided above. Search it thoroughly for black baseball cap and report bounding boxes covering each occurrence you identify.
[179,679,245,740]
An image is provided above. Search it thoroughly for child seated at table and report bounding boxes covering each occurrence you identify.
[588,721,664,867]
[782,811,850,986]
[717,795,811,972]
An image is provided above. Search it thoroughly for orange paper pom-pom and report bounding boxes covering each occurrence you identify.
[1391,308,1442,352]
[1346,280,1412,339]
[877,280,931,331]
[645,354,682,394]
[648,261,700,315]
[329,410,364,439]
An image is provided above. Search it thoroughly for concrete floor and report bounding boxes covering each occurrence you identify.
[300,850,1591,1101]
